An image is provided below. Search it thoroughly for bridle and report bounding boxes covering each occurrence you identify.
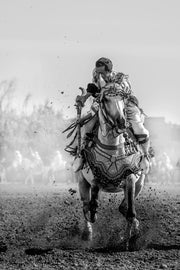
[95,85,128,137]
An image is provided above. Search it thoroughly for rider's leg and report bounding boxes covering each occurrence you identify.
[126,102,150,174]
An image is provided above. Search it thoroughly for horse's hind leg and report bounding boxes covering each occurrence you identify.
[119,190,127,217]
[78,172,91,216]
[126,174,136,220]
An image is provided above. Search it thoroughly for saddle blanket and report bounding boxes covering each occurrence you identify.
[84,143,141,187]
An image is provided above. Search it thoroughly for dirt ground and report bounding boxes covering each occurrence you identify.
[0,180,179,270]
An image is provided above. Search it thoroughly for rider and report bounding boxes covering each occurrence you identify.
[73,57,150,173]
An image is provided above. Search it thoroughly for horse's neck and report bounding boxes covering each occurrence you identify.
[98,129,124,144]
[97,108,126,155]
[97,129,125,155]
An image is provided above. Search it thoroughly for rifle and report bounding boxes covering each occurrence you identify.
[75,87,86,157]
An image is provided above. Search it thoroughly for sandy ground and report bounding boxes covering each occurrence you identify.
[0,180,179,270]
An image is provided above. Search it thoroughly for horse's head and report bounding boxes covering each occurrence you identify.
[98,83,127,134]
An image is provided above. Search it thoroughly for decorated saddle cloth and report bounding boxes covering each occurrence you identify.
[83,137,142,188]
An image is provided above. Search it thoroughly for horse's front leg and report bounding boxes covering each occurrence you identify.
[124,173,139,250]
[78,171,92,241]
[119,173,145,216]
[89,184,99,223]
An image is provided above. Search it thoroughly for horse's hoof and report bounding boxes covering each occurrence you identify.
[82,221,92,241]
[120,239,130,251]
[132,218,140,234]
[128,233,141,251]
[124,241,129,251]
[81,230,92,241]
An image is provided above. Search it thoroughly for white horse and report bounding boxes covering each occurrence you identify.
[72,85,146,250]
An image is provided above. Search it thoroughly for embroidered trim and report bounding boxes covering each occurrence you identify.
[84,144,141,188]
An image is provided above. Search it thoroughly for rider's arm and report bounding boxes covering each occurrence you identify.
[126,100,150,157]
